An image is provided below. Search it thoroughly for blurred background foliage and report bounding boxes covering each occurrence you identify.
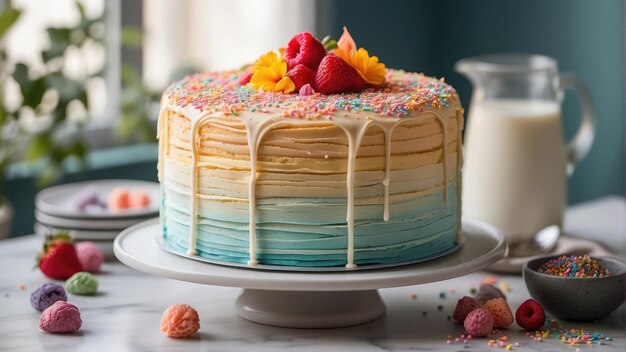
[0,1,22,201]
[0,0,158,196]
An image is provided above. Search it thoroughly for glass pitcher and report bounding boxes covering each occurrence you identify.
[455,54,595,248]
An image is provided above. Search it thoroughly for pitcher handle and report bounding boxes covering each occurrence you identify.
[559,74,595,176]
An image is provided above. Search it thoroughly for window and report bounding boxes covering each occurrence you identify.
[142,0,316,90]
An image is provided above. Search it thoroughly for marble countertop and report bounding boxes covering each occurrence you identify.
[1,196,624,352]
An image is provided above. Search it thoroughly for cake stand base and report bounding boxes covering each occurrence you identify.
[114,218,506,329]
[236,289,384,328]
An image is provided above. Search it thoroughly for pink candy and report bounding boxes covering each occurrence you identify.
[76,241,105,273]
[160,304,200,338]
[463,308,494,337]
[299,83,315,96]
[107,188,150,211]
[39,301,82,333]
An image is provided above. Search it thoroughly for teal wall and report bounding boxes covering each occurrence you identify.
[323,0,625,204]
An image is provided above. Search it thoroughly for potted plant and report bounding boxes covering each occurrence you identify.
[0,1,103,237]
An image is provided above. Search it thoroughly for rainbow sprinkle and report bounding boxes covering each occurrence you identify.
[165,69,459,119]
[446,333,521,350]
[487,335,517,349]
[533,328,611,346]
[538,255,609,278]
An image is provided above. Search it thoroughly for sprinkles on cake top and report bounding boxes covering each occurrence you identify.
[166,70,458,119]
[165,27,459,120]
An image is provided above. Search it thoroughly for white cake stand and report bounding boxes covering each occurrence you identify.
[114,218,506,328]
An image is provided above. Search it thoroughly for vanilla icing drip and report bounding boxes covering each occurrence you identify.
[434,114,449,204]
[187,113,212,255]
[377,120,400,222]
[335,118,372,268]
[158,101,459,268]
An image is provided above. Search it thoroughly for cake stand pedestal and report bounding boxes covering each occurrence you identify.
[236,289,385,328]
[114,218,506,328]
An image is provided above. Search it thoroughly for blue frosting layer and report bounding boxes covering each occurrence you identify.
[162,184,458,267]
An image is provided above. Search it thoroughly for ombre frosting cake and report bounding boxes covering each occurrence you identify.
[157,28,464,268]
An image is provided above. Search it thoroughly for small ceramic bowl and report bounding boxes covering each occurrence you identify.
[523,255,626,321]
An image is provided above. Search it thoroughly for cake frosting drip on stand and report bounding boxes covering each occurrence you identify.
[157,69,464,268]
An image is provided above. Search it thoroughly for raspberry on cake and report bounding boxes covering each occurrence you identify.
[157,28,464,268]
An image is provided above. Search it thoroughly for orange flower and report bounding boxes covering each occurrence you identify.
[350,48,386,86]
[335,26,356,62]
[334,27,386,86]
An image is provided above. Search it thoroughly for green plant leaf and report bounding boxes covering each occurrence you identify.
[42,43,68,62]
[78,88,88,107]
[0,104,6,127]
[25,134,53,162]
[50,102,66,125]
[47,27,72,44]
[117,111,137,138]
[139,117,156,142]
[13,63,47,109]
[45,73,87,105]
[75,1,86,18]
[38,164,61,187]
[12,63,31,91]
[121,27,142,47]
[24,78,47,109]
[12,64,46,108]
[121,63,143,88]
[66,141,86,159]
[48,144,65,164]
[321,35,338,51]
[0,7,21,40]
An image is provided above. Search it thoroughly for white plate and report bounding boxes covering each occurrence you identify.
[35,209,154,231]
[35,179,160,220]
[34,222,119,240]
[114,218,507,291]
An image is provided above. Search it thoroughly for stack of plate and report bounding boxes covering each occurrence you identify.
[34,179,160,259]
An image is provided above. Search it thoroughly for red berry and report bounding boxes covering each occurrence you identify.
[453,296,481,323]
[315,54,368,95]
[238,71,253,86]
[37,234,83,280]
[283,32,326,71]
[286,64,316,92]
[515,299,545,330]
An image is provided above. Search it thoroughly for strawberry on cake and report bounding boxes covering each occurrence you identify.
[158,27,464,268]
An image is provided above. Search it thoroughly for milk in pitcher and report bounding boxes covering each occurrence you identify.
[462,99,567,244]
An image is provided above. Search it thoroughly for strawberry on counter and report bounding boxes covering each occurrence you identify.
[36,233,83,280]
